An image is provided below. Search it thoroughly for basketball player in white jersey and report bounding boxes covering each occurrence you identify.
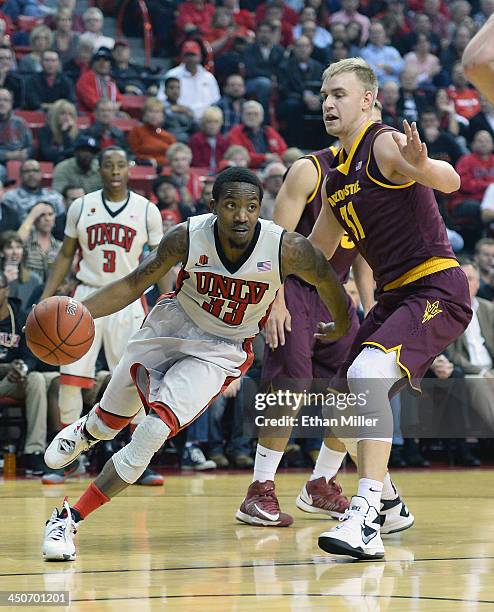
[40,146,165,485]
[41,167,351,561]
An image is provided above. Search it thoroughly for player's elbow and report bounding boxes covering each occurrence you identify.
[441,170,461,194]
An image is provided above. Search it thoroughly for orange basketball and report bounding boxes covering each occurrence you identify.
[25,296,95,366]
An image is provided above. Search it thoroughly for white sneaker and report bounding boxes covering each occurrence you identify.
[45,417,98,469]
[380,496,414,534]
[318,496,385,560]
[42,500,78,561]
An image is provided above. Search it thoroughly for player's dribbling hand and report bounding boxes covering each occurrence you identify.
[393,120,428,169]
[265,301,291,350]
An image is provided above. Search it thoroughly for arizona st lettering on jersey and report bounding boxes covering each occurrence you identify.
[324,121,457,293]
[65,190,163,287]
[176,214,284,342]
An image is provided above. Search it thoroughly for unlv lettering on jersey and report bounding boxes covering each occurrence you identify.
[195,271,269,325]
[86,223,137,251]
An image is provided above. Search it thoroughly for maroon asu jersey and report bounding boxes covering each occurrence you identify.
[261,146,361,390]
[324,121,472,389]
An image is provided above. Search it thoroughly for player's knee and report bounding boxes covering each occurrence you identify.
[112,415,170,483]
[347,347,402,382]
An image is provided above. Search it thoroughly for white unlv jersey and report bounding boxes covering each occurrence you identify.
[176,214,285,342]
[65,190,163,287]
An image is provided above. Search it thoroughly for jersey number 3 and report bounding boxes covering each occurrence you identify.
[340,201,365,241]
[102,249,116,273]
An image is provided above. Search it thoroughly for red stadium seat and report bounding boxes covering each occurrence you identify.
[13,45,32,60]
[13,110,46,140]
[76,115,92,130]
[113,117,140,133]
[128,164,157,197]
[120,95,147,119]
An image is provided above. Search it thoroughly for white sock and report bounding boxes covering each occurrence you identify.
[381,472,398,500]
[356,477,383,510]
[252,444,284,483]
[310,443,346,481]
[59,384,83,426]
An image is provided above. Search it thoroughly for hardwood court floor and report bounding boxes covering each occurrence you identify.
[0,469,493,611]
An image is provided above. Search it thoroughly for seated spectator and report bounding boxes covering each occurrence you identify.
[228,100,287,169]
[419,108,464,167]
[398,67,431,124]
[474,238,494,300]
[0,45,24,108]
[52,7,80,64]
[24,50,74,111]
[401,12,441,56]
[63,38,93,85]
[260,161,286,220]
[256,0,298,26]
[435,87,468,138]
[263,5,294,47]
[194,178,214,215]
[222,0,254,30]
[2,159,63,221]
[165,142,202,207]
[282,146,303,169]
[360,22,405,86]
[380,81,402,129]
[45,0,84,33]
[128,97,176,168]
[18,25,53,74]
[0,269,54,477]
[330,39,350,62]
[213,33,249,85]
[447,61,481,121]
[222,144,250,167]
[38,98,78,164]
[215,73,246,134]
[0,88,32,176]
[53,184,85,241]
[83,99,128,152]
[440,25,472,83]
[451,130,494,225]
[0,178,20,230]
[242,22,284,119]
[297,19,331,65]
[205,6,253,57]
[448,260,494,433]
[330,0,370,44]
[277,35,324,146]
[76,46,122,115]
[188,106,228,172]
[175,0,215,41]
[159,76,195,144]
[53,134,101,194]
[469,96,494,143]
[0,231,43,312]
[293,7,332,48]
[404,33,441,86]
[79,7,114,51]
[17,202,61,281]
[164,41,221,122]
[345,20,364,57]
[111,39,146,95]
[152,176,192,234]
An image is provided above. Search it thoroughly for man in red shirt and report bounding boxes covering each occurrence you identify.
[76,47,123,115]
[227,100,287,168]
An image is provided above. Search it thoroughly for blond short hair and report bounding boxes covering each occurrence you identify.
[201,106,223,127]
[167,142,192,162]
[224,145,250,163]
[143,97,164,114]
[323,58,378,100]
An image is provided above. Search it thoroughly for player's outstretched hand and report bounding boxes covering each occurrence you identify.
[392,120,428,169]
[314,321,343,343]
[265,300,291,350]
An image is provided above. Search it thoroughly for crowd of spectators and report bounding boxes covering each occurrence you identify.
[1,0,494,476]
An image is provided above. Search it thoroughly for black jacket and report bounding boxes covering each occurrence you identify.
[278,56,324,99]
[1,72,25,109]
[468,111,494,143]
[24,72,75,110]
[0,297,36,371]
[38,125,76,164]
[242,43,285,80]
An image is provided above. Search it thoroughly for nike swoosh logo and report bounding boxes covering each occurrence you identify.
[369,488,381,493]
[254,504,279,521]
[258,453,267,457]
[361,524,377,545]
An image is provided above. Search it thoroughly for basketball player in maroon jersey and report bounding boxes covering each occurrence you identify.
[462,14,494,105]
[237,103,414,534]
[308,58,472,559]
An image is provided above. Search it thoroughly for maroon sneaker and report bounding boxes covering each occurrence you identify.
[236,480,293,527]
[295,476,349,519]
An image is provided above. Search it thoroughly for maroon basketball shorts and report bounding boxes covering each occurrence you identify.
[337,266,472,392]
[261,276,360,393]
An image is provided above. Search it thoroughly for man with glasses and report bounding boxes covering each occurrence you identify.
[2,158,64,222]
[0,46,24,108]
